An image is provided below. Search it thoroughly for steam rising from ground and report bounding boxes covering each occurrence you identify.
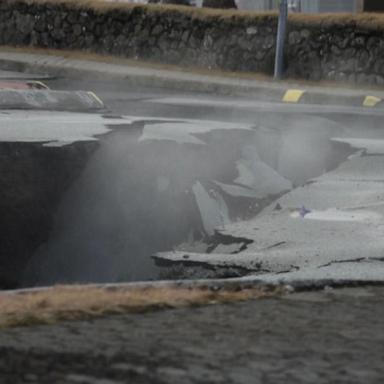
[23,115,351,286]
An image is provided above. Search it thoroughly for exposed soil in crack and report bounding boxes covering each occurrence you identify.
[205,232,254,254]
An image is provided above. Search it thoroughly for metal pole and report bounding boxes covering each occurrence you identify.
[274,0,288,80]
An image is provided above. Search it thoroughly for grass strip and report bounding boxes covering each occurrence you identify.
[0,284,285,328]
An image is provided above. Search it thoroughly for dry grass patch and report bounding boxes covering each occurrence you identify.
[14,0,277,20]
[10,0,384,29]
[290,12,384,30]
[0,284,285,329]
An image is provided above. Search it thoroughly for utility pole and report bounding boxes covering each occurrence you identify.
[274,0,288,80]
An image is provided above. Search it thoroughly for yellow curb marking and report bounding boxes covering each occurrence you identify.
[363,95,381,107]
[282,89,305,103]
[87,91,104,107]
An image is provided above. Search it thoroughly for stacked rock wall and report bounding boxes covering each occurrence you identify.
[1,0,384,84]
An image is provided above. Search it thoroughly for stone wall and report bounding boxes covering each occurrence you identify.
[285,17,384,84]
[1,0,384,84]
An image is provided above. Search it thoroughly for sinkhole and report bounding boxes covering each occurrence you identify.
[0,114,354,288]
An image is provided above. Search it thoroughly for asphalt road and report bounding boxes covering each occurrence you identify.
[1,69,384,384]
[3,72,380,286]
[45,75,384,121]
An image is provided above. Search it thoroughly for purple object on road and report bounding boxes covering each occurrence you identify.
[299,206,311,218]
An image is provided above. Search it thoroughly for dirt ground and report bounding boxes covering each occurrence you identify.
[0,286,383,383]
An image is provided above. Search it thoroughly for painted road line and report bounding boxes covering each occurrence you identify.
[282,89,305,103]
[87,91,104,107]
[363,95,382,107]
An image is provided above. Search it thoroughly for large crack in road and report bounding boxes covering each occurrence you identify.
[20,113,354,286]
[1,67,384,384]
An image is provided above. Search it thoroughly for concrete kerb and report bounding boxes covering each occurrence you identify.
[1,51,384,108]
[5,276,384,297]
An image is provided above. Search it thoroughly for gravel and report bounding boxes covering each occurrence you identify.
[0,286,383,383]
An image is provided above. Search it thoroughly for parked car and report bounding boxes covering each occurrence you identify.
[0,80,49,90]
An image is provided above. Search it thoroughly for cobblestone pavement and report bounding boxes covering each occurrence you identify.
[0,287,383,384]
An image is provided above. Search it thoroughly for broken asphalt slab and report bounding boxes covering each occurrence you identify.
[156,137,384,286]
